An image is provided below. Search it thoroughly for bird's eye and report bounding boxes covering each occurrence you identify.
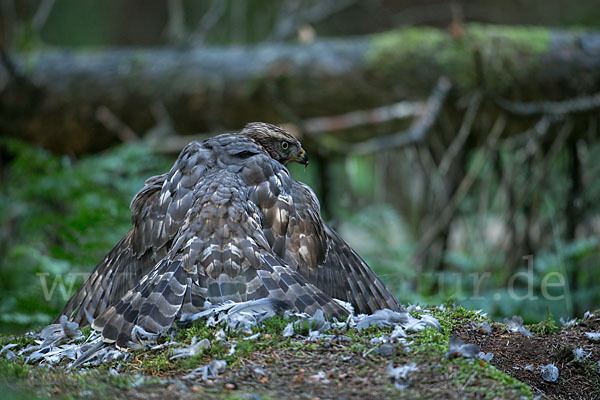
[281,141,289,150]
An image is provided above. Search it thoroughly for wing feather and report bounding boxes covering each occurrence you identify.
[56,141,212,326]
[58,131,398,350]
[287,183,402,315]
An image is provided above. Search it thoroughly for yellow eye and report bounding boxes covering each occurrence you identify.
[281,142,289,150]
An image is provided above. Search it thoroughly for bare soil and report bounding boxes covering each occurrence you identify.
[455,317,600,400]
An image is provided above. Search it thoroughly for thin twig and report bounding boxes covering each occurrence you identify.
[148,134,211,155]
[230,0,247,44]
[1,0,16,46]
[95,106,138,142]
[496,92,600,115]
[32,0,55,33]
[190,0,227,44]
[500,115,553,150]
[415,112,506,258]
[438,91,482,176]
[166,0,186,43]
[269,0,358,41]
[349,77,452,155]
[497,117,573,279]
[146,101,176,139]
[302,100,423,136]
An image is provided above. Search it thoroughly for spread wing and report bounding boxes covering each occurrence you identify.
[285,183,402,315]
[59,133,396,349]
[56,142,213,326]
[91,145,347,348]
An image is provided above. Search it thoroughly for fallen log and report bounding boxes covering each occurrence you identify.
[1,24,600,154]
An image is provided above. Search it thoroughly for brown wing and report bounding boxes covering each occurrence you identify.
[285,183,402,315]
[56,141,213,326]
[92,143,347,348]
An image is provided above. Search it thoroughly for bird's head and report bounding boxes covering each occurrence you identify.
[242,122,309,166]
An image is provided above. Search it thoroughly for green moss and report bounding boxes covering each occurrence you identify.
[0,334,36,349]
[254,316,289,334]
[175,319,215,343]
[367,23,551,92]
[138,351,171,375]
[0,358,30,378]
[405,306,532,398]
[453,358,533,399]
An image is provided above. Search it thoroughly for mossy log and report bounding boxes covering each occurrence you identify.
[2,24,600,154]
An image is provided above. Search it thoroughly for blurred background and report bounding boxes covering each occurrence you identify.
[1,0,600,334]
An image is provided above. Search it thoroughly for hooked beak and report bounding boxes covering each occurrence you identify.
[297,148,309,167]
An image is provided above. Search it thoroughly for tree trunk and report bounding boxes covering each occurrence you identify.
[2,24,600,154]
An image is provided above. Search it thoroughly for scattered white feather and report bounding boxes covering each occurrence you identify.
[470,321,493,334]
[214,329,226,341]
[355,309,440,332]
[585,332,600,342]
[39,315,82,347]
[387,362,418,389]
[446,336,479,359]
[182,359,227,380]
[573,347,590,361]
[282,322,295,337]
[504,316,533,337]
[560,317,577,327]
[170,337,210,359]
[540,363,559,382]
[333,299,355,315]
[477,352,494,362]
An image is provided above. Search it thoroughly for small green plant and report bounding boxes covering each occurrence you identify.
[529,307,559,335]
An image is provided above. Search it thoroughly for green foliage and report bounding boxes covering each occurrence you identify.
[528,308,559,335]
[0,139,172,333]
[0,357,30,379]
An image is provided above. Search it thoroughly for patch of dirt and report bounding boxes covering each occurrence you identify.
[222,345,517,400]
[11,308,595,399]
[143,334,527,400]
[455,317,600,400]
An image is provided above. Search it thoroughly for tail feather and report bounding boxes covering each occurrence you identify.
[92,259,188,349]
[197,250,349,320]
[258,253,348,318]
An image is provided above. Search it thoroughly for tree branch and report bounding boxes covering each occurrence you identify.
[349,77,452,155]
[496,92,600,116]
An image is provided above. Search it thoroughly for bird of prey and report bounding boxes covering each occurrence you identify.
[57,122,401,348]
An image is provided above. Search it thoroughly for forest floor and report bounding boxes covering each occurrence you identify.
[1,306,599,400]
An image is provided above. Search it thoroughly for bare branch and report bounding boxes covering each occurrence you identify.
[438,91,482,176]
[148,133,211,155]
[166,0,186,43]
[349,77,452,155]
[496,92,600,115]
[270,0,358,41]
[189,0,227,45]
[1,0,16,46]
[95,106,138,142]
[32,0,55,33]
[301,100,422,136]
[500,115,553,150]
[415,112,506,259]
[230,0,247,44]
[146,101,176,139]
